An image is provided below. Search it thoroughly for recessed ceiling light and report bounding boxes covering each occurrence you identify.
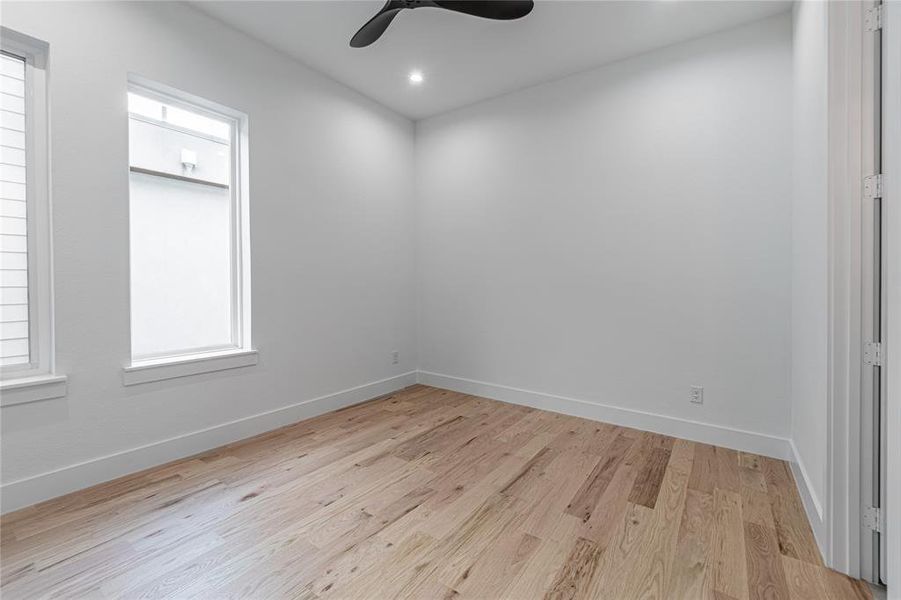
[409,70,424,85]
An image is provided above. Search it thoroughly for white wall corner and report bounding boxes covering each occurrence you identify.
[417,371,792,460]
[0,371,416,514]
[789,439,830,562]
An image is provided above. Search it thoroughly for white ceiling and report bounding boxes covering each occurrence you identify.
[191,0,792,120]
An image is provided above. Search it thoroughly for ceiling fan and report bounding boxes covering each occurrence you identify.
[350,0,535,48]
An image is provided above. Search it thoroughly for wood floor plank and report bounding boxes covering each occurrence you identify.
[616,438,694,599]
[543,536,605,600]
[744,521,790,600]
[499,446,560,498]
[715,446,742,493]
[740,452,763,471]
[0,384,869,600]
[584,502,655,598]
[517,484,583,544]
[781,555,830,600]
[629,445,672,509]
[822,568,873,600]
[712,488,750,600]
[500,537,572,600]
[337,530,440,600]
[741,486,776,529]
[428,493,527,587]
[740,467,768,493]
[761,457,823,567]
[574,453,641,548]
[564,433,633,522]
[689,442,718,494]
[666,488,715,599]
[450,530,541,598]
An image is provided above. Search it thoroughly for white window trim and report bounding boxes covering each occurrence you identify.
[122,348,257,386]
[0,28,65,407]
[124,76,253,385]
[0,374,66,406]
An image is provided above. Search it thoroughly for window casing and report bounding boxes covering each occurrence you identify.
[0,29,59,397]
[126,78,251,377]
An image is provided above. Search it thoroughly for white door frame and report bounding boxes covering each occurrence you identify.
[825,0,867,578]
[881,1,900,596]
[857,0,883,585]
[827,2,899,594]
[822,1,893,586]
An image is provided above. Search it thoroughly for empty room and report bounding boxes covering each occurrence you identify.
[0,0,898,598]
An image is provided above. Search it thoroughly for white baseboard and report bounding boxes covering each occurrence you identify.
[789,439,829,560]
[417,371,792,460]
[0,370,812,529]
[0,371,417,515]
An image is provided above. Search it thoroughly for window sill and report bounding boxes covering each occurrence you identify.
[0,374,68,407]
[122,349,258,386]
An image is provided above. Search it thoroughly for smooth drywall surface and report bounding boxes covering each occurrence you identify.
[416,14,793,438]
[791,0,829,516]
[0,2,416,488]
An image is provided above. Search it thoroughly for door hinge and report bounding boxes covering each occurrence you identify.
[864,174,883,199]
[863,506,882,532]
[866,5,883,31]
[864,341,883,366]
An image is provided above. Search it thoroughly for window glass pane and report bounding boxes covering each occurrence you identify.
[0,53,28,367]
[129,172,233,357]
[128,118,230,186]
[165,104,230,140]
[128,90,231,140]
[127,92,163,121]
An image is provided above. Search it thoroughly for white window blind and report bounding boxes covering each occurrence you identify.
[0,52,30,367]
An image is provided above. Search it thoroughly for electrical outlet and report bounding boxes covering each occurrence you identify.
[391,351,399,365]
[690,386,704,404]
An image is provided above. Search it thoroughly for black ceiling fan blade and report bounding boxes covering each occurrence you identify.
[350,1,405,48]
[432,0,534,20]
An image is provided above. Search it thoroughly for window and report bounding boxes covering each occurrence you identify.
[0,29,64,406]
[1,52,31,368]
[124,79,253,385]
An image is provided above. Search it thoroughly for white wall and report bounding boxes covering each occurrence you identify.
[416,15,793,444]
[790,0,830,534]
[0,1,417,509]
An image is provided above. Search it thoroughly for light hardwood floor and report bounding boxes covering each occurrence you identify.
[0,385,871,599]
